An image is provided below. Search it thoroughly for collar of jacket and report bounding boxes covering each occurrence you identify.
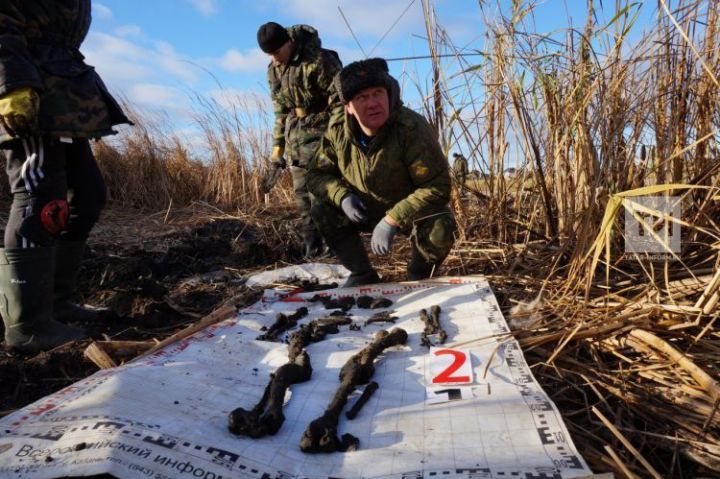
[286,24,321,65]
[289,42,301,64]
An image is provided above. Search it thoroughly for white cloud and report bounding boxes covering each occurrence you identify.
[154,41,198,83]
[218,48,268,72]
[129,83,189,111]
[83,32,198,96]
[83,32,154,82]
[84,32,147,62]
[93,3,113,20]
[114,25,142,38]
[187,0,218,17]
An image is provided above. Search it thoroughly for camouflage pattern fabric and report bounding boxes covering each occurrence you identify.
[0,0,130,144]
[307,78,454,231]
[266,24,341,238]
[267,24,342,166]
[290,165,316,237]
[453,154,468,186]
[311,199,455,267]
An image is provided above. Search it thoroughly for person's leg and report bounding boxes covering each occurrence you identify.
[1,137,84,351]
[54,138,113,322]
[61,138,106,241]
[310,200,379,287]
[4,137,69,248]
[407,212,457,280]
[290,164,324,258]
[290,125,326,259]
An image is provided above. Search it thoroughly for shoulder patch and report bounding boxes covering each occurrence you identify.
[410,160,430,178]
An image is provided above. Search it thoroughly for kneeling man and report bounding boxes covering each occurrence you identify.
[307,58,455,286]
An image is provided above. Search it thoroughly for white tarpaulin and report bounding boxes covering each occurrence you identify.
[0,273,595,479]
[245,263,349,288]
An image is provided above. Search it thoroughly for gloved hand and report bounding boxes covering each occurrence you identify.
[260,146,287,194]
[269,146,286,168]
[340,193,368,223]
[271,157,287,169]
[371,218,398,255]
[0,87,40,137]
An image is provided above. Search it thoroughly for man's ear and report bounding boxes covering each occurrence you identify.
[345,104,354,116]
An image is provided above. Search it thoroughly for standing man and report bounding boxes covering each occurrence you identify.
[0,0,130,352]
[452,152,468,192]
[307,58,456,287]
[257,22,342,259]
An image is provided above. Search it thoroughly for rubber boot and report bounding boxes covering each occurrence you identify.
[302,231,328,260]
[406,246,436,281]
[327,233,380,287]
[0,247,85,353]
[54,240,116,323]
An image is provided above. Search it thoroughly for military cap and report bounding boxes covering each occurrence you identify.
[335,57,392,103]
[257,22,290,53]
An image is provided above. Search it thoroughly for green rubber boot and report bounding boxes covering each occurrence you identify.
[54,240,115,323]
[0,247,85,353]
[406,246,436,281]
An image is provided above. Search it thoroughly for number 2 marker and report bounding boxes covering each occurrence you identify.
[430,348,473,384]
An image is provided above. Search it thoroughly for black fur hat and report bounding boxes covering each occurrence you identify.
[257,22,290,53]
[335,58,392,103]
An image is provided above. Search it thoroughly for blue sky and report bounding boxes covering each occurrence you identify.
[83,0,656,151]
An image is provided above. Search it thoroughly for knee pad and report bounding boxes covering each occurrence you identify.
[411,213,457,263]
[41,199,69,235]
[15,198,68,246]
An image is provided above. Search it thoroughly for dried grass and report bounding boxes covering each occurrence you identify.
[76,0,720,475]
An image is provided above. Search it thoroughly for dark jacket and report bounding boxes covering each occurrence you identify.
[0,0,130,143]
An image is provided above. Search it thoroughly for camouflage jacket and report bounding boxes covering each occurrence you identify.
[267,25,341,162]
[0,0,130,144]
[453,155,468,176]
[307,79,451,230]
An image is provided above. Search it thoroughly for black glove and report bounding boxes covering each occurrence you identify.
[260,157,287,194]
[271,157,287,169]
[341,193,368,223]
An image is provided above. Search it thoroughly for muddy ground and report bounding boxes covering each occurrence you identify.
[0,203,715,477]
[0,204,322,416]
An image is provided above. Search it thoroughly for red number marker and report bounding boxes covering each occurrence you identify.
[432,349,471,383]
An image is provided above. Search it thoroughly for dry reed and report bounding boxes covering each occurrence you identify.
[82,0,720,475]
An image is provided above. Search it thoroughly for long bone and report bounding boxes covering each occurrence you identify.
[300,328,408,453]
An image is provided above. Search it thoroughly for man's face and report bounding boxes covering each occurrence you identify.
[270,41,292,65]
[346,86,389,136]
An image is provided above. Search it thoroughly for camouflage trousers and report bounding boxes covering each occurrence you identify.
[311,199,456,277]
[286,122,325,242]
[289,164,319,239]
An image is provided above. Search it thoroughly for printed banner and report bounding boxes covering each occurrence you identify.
[0,276,594,479]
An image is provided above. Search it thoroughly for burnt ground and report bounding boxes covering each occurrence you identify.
[0,203,313,417]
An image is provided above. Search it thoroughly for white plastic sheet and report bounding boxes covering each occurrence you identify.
[0,273,595,479]
[245,263,349,288]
